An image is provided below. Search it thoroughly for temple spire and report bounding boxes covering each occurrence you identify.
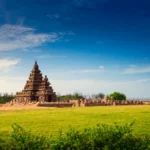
[14,61,56,103]
[33,60,39,70]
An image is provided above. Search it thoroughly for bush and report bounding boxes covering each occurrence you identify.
[51,122,150,150]
[2,124,50,150]
[0,135,5,150]
[0,123,150,150]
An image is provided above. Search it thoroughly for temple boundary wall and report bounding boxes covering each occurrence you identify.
[4,99,149,108]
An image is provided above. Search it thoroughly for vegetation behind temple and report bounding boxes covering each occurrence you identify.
[0,92,127,103]
[0,93,14,104]
[0,123,150,150]
[0,92,105,104]
[57,92,105,101]
[57,92,127,101]
[109,92,126,101]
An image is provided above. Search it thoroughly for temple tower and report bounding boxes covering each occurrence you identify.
[14,61,57,103]
[23,61,43,98]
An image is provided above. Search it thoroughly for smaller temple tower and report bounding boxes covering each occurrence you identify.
[14,61,56,103]
[37,75,56,102]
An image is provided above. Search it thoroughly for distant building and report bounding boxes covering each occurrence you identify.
[14,61,56,103]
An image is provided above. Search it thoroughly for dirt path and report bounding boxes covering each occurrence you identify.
[0,104,48,110]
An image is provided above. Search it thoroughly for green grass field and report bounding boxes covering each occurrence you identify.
[0,105,150,138]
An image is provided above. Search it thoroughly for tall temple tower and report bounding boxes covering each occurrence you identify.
[14,61,56,103]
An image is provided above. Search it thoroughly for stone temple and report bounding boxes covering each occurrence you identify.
[13,61,57,103]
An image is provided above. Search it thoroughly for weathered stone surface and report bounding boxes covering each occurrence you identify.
[14,61,56,103]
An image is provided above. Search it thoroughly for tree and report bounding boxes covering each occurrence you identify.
[58,92,85,101]
[72,92,85,100]
[95,93,105,100]
[109,92,126,101]
[0,93,14,104]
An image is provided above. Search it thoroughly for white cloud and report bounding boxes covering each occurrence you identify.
[0,58,20,72]
[37,55,67,59]
[122,66,150,74]
[0,76,27,94]
[21,49,42,52]
[0,24,62,51]
[51,79,150,98]
[0,76,26,80]
[0,24,34,36]
[1,77,150,98]
[0,79,25,94]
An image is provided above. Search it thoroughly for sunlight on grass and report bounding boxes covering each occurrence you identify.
[0,105,150,138]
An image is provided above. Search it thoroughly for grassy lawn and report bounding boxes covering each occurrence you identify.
[0,105,150,138]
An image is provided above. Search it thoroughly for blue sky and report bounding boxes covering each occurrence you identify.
[0,0,150,98]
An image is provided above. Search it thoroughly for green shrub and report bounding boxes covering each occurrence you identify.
[0,135,5,150]
[3,124,50,150]
[0,123,150,150]
[51,122,150,150]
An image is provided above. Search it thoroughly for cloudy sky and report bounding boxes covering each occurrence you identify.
[0,0,150,98]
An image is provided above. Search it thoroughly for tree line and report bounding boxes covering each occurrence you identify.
[57,92,126,101]
[0,91,126,104]
[0,93,14,104]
